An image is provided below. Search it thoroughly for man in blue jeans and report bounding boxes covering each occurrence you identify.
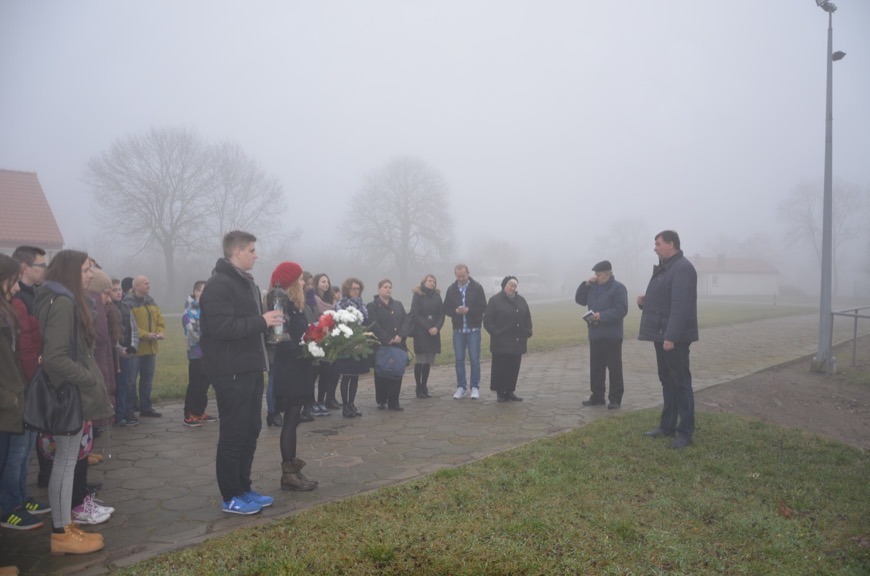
[200,231,284,514]
[637,230,698,449]
[122,276,164,418]
[442,264,487,400]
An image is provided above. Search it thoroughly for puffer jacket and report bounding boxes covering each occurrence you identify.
[638,251,699,344]
[34,283,114,422]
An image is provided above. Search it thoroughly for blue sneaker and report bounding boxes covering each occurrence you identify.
[244,490,274,508]
[221,494,261,515]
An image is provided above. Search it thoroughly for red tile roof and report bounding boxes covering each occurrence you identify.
[0,169,65,248]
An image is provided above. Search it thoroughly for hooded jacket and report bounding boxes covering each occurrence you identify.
[121,291,164,356]
[34,282,114,422]
[409,284,444,354]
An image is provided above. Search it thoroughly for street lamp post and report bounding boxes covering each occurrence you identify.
[812,0,845,373]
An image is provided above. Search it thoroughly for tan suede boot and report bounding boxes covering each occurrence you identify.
[51,525,105,555]
[280,460,317,491]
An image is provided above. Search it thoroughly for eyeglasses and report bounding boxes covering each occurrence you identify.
[31,263,47,268]
[350,286,361,292]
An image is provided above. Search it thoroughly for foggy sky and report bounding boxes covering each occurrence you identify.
[2,1,869,278]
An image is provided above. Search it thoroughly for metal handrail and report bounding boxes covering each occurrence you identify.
[831,305,870,367]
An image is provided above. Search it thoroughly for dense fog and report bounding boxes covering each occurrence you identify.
[2,1,869,306]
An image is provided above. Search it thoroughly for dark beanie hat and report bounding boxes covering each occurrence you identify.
[501,275,518,289]
[592,260,612,272]
[121,276,134,293]
[270,262,303,289]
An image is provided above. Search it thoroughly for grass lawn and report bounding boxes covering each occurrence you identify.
[152,299,811,403]
[111,409,869,575]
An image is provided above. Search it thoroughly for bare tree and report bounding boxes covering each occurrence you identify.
[469,237,521,275]
[85,126,213,295]
[86,126,288,296]
[778,180,867,295]
[343,156,454,287]
[207,142,287,246]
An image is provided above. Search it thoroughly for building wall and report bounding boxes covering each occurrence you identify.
[699,273,779,296]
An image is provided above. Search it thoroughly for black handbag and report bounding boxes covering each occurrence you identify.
[22,297,83,436]
[23,371,83,435]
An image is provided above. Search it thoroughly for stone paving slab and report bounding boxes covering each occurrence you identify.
[0,314,865,575]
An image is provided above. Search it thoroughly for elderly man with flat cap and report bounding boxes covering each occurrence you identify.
[575,260,628,409]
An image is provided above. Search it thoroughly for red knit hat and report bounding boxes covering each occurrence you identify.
[270,262,303,288]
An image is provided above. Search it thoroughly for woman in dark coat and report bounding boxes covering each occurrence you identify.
[367,279,411,411]
[408,274,443,398]
[484,276,532,402]
[267,262,317,491]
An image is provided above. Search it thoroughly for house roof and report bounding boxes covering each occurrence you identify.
[692,255,779,275]
[0,169,65,248]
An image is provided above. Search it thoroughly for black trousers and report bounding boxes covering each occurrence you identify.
[490,353,522,393]
[183,358,210,417]
[374,374,403,407]
[589,338,624,403]
[213,372,263,501]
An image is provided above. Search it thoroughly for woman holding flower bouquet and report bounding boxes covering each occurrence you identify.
[266,262,317,491]
[333,278,371,418]
[368,279,412,411]
[304,273,340,416]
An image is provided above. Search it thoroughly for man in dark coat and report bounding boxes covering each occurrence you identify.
[637,230,698,449]
[200,231,284,514]
[575,260,628,409]
[442,264,487,400]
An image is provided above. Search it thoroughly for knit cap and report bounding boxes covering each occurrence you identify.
[270,262,303,289]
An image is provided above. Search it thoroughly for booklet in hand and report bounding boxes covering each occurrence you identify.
[582,310,596,325]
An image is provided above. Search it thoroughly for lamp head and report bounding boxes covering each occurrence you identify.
[832,51,846,61]
[816,0,837,13]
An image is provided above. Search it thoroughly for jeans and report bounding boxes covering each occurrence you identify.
[49,428,83,528]
[589,338,624,403]
[452,329,481,389]
[654,341,695,438]
[213,372,264,501]
[0,430,35,513]
[116,355,133,420]
[129,354,157,412]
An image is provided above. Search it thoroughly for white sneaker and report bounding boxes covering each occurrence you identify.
[88,494,115,515]
[72,504,110,525]
[73,494,113,525]
[470,387,480,399]
[453,387,466,399]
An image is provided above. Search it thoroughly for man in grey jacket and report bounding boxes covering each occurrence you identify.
[637,230,698,449]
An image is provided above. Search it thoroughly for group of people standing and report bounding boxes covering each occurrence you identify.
[0,227,698,570]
